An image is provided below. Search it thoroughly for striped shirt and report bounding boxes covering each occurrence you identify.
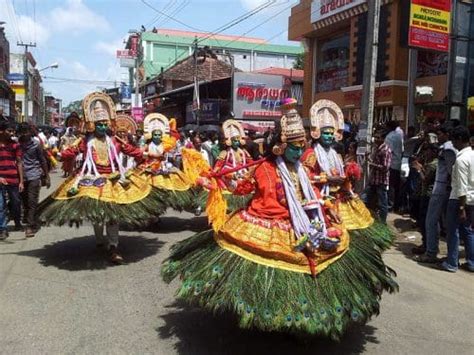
[369,143,392,186]
[0,142,22,185]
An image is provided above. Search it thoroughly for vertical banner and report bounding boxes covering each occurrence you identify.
[408,0,451,52]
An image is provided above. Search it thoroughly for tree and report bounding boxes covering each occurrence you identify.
[293,52,305,70]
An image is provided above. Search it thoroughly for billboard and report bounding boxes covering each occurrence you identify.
[408,0,451,52]
[233,72,290,120]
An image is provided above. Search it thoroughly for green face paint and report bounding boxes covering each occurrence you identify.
[152,130,163,145]
[320,128,335,147]
[231,137,240,150]
[95,121,108,137]
[284,142,304,164]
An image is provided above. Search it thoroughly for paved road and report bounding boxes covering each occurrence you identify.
[0,172,473,354]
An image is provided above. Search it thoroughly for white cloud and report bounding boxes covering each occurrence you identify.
[95,37,127,56]
[0,1,50,49]
[240,0,270,11]
[50,0,110,34]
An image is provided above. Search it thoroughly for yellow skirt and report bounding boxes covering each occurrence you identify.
[215,210,350,275]
[337,197,374,230]
[144,170,192,191]
[52,171,151,204]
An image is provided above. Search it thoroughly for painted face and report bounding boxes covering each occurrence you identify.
[152,130,163,145]
[320,128,335,147]
[283,140,305,164]
[231,137,240,149]
[95,121,109,137]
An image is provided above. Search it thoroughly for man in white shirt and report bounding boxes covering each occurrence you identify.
[440,126,474,273]
[48,131,59,149]
[192,135,210,166]
[385,120,404,212]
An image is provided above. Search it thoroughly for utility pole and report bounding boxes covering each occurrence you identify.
[193,37,200,126]
[17,42,36,122]
[359,0,381,188]
[134,37,140,109]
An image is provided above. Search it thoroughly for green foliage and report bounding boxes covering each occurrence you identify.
[293,52,305,70]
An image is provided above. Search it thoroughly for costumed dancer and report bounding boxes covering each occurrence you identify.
[39,92,159,263]
[115,113,138,171]
[188,120,255,212]
[162,106,397,339]
[60,113,81,177]
[301,99,394,251]
[138,113,195,214]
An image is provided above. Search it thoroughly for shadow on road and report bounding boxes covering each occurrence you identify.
[12,235,164,271]
[121,216,208,234]
[157,304,379,355]
[392,218,416,233]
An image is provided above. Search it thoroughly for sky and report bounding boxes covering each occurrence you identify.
[1,0,300,105]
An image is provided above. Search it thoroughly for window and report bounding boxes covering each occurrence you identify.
[316,34,350,92]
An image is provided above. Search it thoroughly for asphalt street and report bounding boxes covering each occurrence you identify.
[0,172,473,354]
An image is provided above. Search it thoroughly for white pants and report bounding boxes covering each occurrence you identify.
[93,223,119,248]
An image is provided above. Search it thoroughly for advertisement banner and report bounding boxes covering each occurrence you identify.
[408,0,451,52]
[233,72,290,120]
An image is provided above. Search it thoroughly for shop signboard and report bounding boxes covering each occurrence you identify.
[116,49,136,59]
[408,0,451,52]
[132,107,144,122]
[6,73,24,82]
[311,0,366,24]
[185,99,220,123]
[238,120,275,133]
[233,72,290,120]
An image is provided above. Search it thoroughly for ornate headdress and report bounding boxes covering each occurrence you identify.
[272,98,306,155]
[82,92,116,132]
[222,119,246,146]
[309,99,344,141]
[114,113,138,135]
[65,112,83,131]
[143,113,170,135]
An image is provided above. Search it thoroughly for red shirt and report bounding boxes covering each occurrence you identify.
[0,142,22,185]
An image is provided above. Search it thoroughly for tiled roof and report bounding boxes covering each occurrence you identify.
[160,55,240,83]
[254,67,304,80]
[141,32,302,55]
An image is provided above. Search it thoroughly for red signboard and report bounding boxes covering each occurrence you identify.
[131,107,144,122]
[116,49,136,59]
[408,0,451,52]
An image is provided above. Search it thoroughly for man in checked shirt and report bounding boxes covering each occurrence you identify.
[362,129,392,224]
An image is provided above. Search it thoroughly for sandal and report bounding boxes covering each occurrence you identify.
[413,254,438,264]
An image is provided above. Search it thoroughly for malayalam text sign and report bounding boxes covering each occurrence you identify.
[408,0,451,52]
[311,0,366,24]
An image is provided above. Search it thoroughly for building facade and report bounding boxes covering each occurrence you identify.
[131,29,303,81]
[0,24,15,120]
[289,0,453,129]
[9,52,42,122]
